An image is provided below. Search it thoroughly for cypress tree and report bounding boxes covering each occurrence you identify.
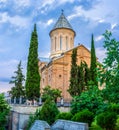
[77,61,85,95]
[83,61,90,87]
[25,24,40,100]
[90,34,98,86]
[77,61,90,94]
[68,48,78,96]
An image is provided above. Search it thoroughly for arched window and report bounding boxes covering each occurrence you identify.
[70,37,72,48]
[66,36,68,50]
[55,37,56,51]
[60,35,62,50]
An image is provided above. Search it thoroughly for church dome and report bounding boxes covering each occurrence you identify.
[49,11,76,59]
[50,11,75,35]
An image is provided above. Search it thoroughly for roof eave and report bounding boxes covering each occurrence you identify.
[49,27,76,37]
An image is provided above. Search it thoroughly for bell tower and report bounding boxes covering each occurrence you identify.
[49,11,76,59]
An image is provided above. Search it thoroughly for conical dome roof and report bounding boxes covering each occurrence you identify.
[50,11,75,35]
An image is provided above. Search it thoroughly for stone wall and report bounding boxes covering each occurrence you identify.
[10,105,70,130]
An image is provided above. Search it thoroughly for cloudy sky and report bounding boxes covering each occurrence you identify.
[0,0,119,93]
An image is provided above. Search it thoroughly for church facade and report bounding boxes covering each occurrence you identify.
[39,12,92,101]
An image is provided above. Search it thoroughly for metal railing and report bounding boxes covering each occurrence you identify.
[5,97,71,107]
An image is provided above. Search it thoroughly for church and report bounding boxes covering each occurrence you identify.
[38,12,93,102]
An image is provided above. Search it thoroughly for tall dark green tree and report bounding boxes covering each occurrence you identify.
[68,48,78,96]
[90,34,98,86]
[77,61,85,95]
[77,61,90,93]
[9,61,25,98]
[83,61,91,87]
[25,24,40,100]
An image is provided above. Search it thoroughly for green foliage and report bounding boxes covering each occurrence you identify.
[96,111,117,130]
[26,114,35,130]
[42,85,61,102]
[68,48,78,96]
[26,108,41,130]
[72,109,94,127]
[56,112,73,120]
[41,98,59,125]
[90,34,98,86]
[71,86,104,115]
[98,30,119,103]
[106,103,119,114]
[9,61,25,98]
[0,94,10,129]
[25,24,40,100]
[77,61,90,92]
[68,48,90,96]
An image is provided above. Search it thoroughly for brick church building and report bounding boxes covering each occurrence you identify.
[39,12,93,102]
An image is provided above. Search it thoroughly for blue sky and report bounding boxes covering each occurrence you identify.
[0,0,119,93]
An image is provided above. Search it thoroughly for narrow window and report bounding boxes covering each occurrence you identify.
[55,37,56,51]
[60,35,62,50]
[66,36,68,50]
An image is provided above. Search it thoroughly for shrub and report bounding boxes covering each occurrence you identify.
[0,94,10,130]
[56,112,73,120]
[96,111,117,130]
[108,103,119,114]
[71,109,94,126]
[71,89,104,115]
[41,98,59,125]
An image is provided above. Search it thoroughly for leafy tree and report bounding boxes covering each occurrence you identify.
[71,86,104,115]
[40,98,59,125]
[9,61,25,98]
[99,30,119,103]
[42,85,61,102]
[0,94,10,130]
[90,34,98,86]
[25,24,40,100]
[68,48,78,96]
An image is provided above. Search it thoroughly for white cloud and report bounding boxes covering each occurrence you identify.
[0,12,30,28]
[69,0,119,28]
[98,18,105,23]
[0,59,26,80]
[0,0,7,3]
[14,0,30,7]
[38,19,54,28]
[0,59,27,93]
[34,0,75,15]
[0,60,19,78]
[0,81,12,93]
[68,12,82,20]
[57,0,75,5]
[38,52,50,58]
[95,35,103,42]
[96,47,106,63]
[47,19,54,26]
[41,0,55,8]
[111,23,117,30]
